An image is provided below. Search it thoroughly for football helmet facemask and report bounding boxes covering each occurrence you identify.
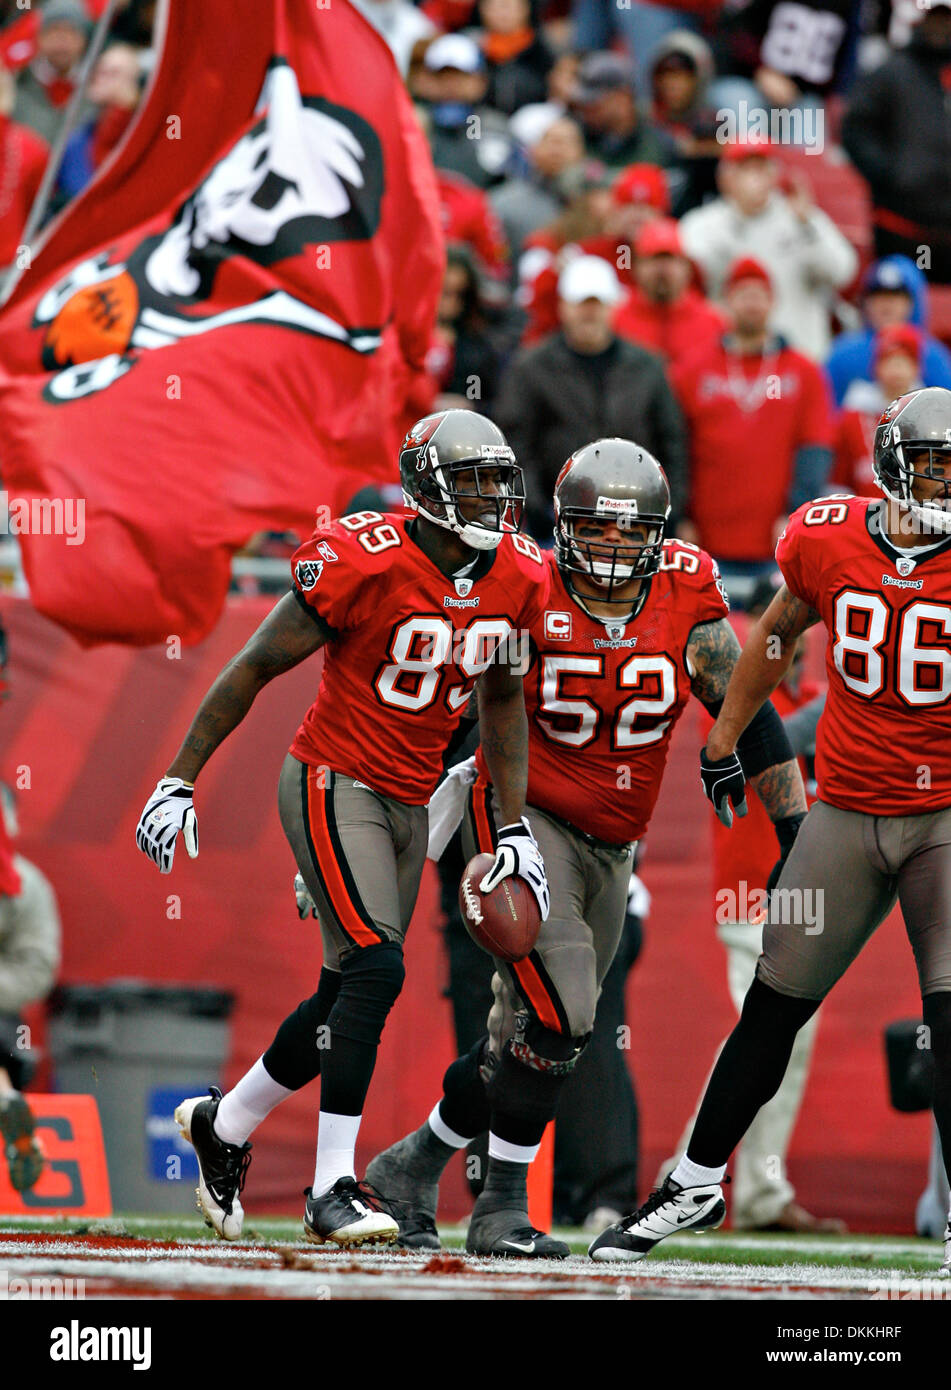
[554,439,671,610]
[873,387,951,535]
[399,411,525,551]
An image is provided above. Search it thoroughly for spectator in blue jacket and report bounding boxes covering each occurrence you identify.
[825,256,951,407]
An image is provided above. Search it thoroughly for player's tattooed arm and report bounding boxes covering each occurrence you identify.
[768,584,821,649]
[686,617,742,707]
[166,592,328,784]
[706,583,820,763]
[476,660,528,828]
[748,758,808,822]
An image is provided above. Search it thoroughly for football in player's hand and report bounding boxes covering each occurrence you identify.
[459,852,541,963]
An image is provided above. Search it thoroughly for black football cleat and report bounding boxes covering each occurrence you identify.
[174,1088,252,1241]
[303,1178,399,1247]
[588,1175,726,1262]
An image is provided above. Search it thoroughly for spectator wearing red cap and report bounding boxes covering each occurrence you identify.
[833,325,924,498]
[496,253,687,539]
[518,161,668,345]
[568,50,679,175]
[678,137,857,361]
[613,217,727,371]
[673,255,834,601]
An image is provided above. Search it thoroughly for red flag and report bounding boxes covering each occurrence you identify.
[0,0,443,646]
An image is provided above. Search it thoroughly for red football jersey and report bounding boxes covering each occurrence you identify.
[290,512,549,803]
[776,494,951,815]
[476,542,730,843]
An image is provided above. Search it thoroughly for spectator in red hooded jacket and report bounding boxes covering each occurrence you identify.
[832,324,924,498]
[613,217,726,372]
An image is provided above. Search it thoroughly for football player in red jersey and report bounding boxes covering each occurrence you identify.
[589,386,951,1271]
[365,438,807,1257]
[134,410,552,1248]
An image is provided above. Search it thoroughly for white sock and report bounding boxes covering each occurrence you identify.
[429,1102,471,1149]
[213,1057,293,1146]
[488,1131,540,1164]
[671,1154,727,1189]
[313,1111,362,1196]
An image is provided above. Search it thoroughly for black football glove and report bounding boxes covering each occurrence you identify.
[766,813,807,893]
[700,747,748,828]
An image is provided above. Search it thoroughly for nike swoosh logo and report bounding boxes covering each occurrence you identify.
[501,1239,536,1253]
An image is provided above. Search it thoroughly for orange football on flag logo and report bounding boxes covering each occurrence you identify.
[44,271,139,368]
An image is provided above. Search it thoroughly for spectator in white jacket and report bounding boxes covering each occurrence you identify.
[679,135,857,361]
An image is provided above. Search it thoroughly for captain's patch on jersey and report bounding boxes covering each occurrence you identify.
[545,610,572,640]
[296,558,323,590]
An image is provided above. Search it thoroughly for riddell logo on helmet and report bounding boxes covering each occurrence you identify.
[596,495,638,519]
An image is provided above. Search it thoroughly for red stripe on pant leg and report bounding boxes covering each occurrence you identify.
[305,768,380,948]
[511,957,562,1032]
[472,774,496,855]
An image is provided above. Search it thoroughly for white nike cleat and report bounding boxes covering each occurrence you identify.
[174,1089,251,1242]
[588,1175,726,1262]
[939,1225,951,1277]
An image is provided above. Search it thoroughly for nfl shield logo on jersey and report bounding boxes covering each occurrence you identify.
[896,557,916,578]
[455,577,474,598]
[296,559,323,590]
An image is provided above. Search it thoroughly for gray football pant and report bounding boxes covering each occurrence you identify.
[462,780,633,1052]
[758,799,951,1000]
[277,755,429,968]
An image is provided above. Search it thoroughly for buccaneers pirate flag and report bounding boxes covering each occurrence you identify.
[0,0,444,645]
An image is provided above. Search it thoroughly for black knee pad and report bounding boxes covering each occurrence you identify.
[263,967,341,1091]
[327,942,406,1047]
[443,1034,489,1098]
[440,1034,491,1140]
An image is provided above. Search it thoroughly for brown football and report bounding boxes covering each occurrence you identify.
[458,852,541,963]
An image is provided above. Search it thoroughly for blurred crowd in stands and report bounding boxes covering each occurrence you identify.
[2,0,951,601]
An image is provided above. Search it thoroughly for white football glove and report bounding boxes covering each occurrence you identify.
[135,776,198,874]
[479,817,550,922]
[295,871,318,920]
